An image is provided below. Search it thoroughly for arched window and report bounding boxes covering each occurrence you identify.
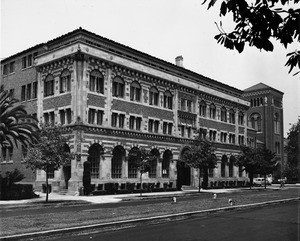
[249,113,262,132]
[199,100,206,117]
[44,74,54,97]
[221,155,227,178]
[60,69,71,93]
[112,146,125,179]
[89,70,104,94]
[221,107,227,122]
[274,113,280,134]
[229,156,235,177]
[229,109,235,124]
[149,86,159,106]
[130,81,141,101]
[128,147,138,178]
[162,150,172,178]
[149,149,159,178]
[163,90,173,109]
[238,112,244,125]
[112,76,125,98]
[88,144,104,178]
[209,103,216,119]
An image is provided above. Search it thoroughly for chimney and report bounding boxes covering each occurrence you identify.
[175,56,184,67]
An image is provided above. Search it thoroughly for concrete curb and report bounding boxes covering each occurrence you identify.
[1,197,299,240]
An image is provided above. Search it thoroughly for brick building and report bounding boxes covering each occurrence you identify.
[0,28,283,193]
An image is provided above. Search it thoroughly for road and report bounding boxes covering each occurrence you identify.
[35,200,299,241]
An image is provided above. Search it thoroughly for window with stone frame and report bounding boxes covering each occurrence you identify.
[168,123,173,135]
[89,70,104,94]
[119,114,125,128]
[44,74,54,97]
[112,146,125,179]
[163,90,173,109]
[209,103,216,119]
[111,113,118,127]
[21,85,26,101]
[163,122,168,134]
[136,117,142,131]
[229,133,236,144]
[130,81,141,102]
[32,82,38,99]
[199,100,207,117]
[148,119,154,133]
[221,106,227,122]
[249,113,262,132]
[59,109,66,125]
[112,76,125,98]
[154,120,159,133]
[187,100,192,112]
[238,111,244,125]
[128,147,138,178]
[149,86,159,106]
[162,150,172,178]
[88,144,103,179]
[238,135,245,145]
[274,113,280,134]
[220,132,227,143]
[209,130,217,141]
[229,109,235,124]
[149,149,159,178]
[60,69,71,93]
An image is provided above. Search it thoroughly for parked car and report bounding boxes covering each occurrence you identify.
[253,178,265,186]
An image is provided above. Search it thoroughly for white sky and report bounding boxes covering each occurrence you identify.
[1,0,299,136]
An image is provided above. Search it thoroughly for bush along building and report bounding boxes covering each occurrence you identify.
[0,28,284,194]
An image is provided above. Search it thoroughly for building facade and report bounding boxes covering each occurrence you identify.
[0,28,283,193]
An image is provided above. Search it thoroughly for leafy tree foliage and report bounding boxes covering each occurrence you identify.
[0,85,38,148]
[25,123,74,202]
[237,145,276,188]
[128,147,153,196]
[182,134,217,191]
[203,0,300,75]
[284,119,300,181]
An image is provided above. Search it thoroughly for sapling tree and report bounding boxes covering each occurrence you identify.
[25,123,74,202]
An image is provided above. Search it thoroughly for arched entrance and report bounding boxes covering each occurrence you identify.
[177,148,191,189]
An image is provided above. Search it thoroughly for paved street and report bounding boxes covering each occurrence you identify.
[43,200,299,241]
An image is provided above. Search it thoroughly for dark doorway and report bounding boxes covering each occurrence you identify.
[63,165,71,189]
[177,161,191,189]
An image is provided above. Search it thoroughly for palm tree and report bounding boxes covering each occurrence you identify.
[0,85,38,149]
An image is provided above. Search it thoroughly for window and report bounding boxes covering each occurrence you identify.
[60,69,71,93]
[181,99,186,111]
[200,128,207,139]
[274,113,280,134]
[22,56,27,69]
[209,130,217,141]
[149,158,157,178]
[229,134,236,144]
[221,156,227,178]
[275,142,280,154]
[129,116,135,130]
[119,114,125,128]
[44,111,55,124]
[239,165,243,177]
[2,147,7,161]
[96,110,103,125]
[111,113,118,127]
[66,108,72,124]
[89,70,104,94]
[168,123,173,135]
[221,107,227,122]
[3,64,8,75]
[88,144,103,178]
[148,119,154,132]
[163,91,173,109]
[9,62,15,73]
[59,109,66,125]
[163,122,168,134]
[209,104,216,119]
[28,54,32,67]
[136,117,142,131]
[21,85,26,101]
[149,86,159,106]
[221,132,227,143]
[26,83,31,100]
[238,135,245,145]
[112,76,125,97]
[162,151,172,178]
[238,112,244,125]
[130,81,141,101]
[199,101,206,117]
[88,109,96,124]
[112,146,124,179]
[44,75,54,97]
[229,158,234,177]
[47,167,55,179]
[229,109,235,124]
[154,120,159,133]
[187,100,192,112]
[180,126,185,137]
[128,148,138,178]
[32,82,38,99]
[249,113,262,132]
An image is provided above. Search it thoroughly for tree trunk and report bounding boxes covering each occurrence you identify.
[140,173,143,197]
[249,172,254,189]
[198,168,201,193]
[264,174,267,189]
[46,169,49,202]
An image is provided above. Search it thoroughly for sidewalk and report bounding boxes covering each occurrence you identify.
[0,187,249,206]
